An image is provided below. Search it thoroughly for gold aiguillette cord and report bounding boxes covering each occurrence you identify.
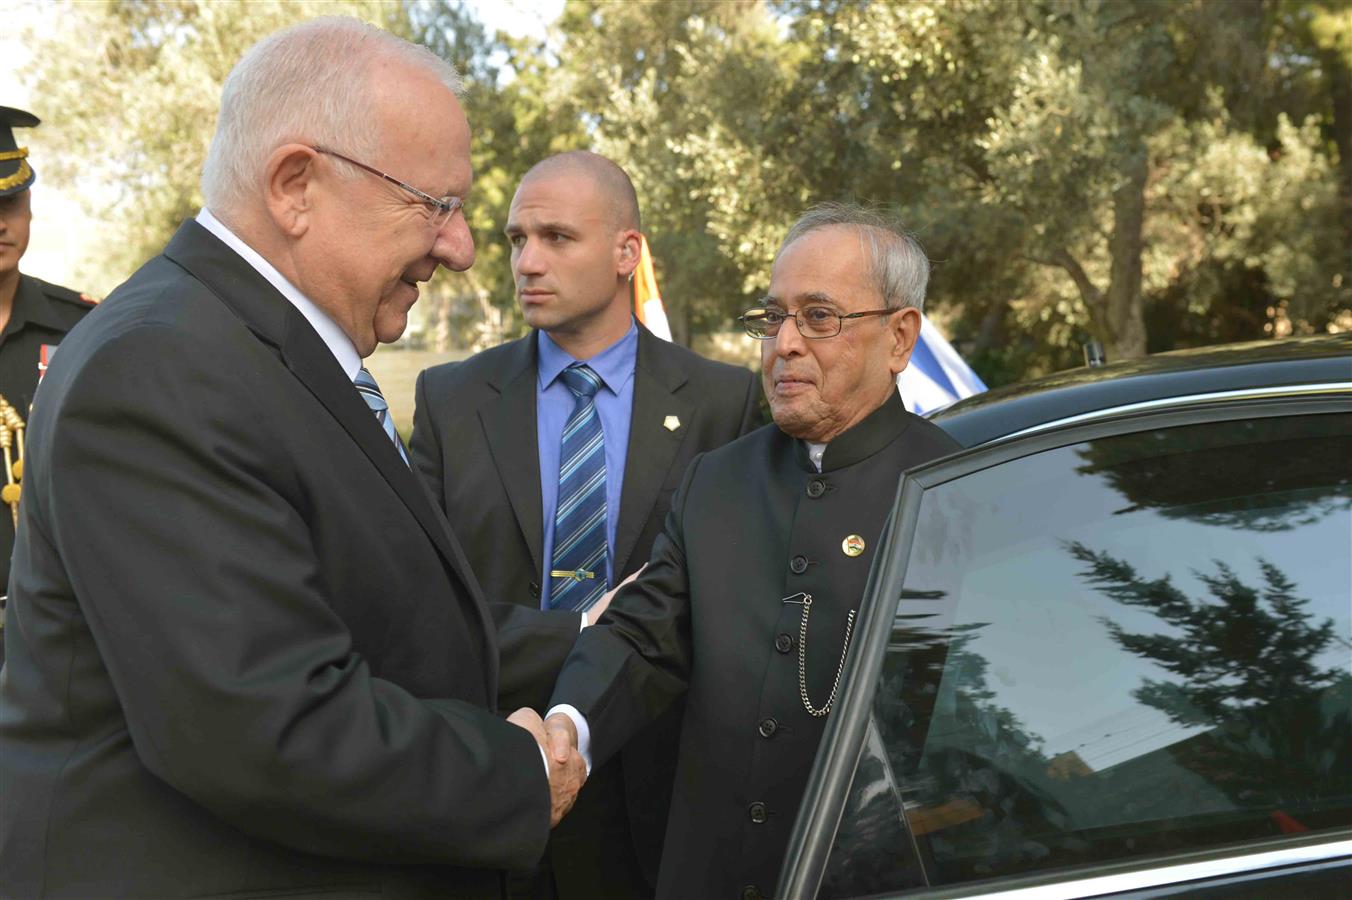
[0,396,23,528]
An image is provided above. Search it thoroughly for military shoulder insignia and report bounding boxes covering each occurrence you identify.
[41,280,97,307]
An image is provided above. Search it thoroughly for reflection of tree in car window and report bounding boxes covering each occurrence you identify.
[821,413,1351,896]
[1068,540,1352,831]
[1072,422,1352,532]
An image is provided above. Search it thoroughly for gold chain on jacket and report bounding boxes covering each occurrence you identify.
[783,592,856,717]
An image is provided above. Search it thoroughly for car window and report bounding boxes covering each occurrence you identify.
[820,412,1352,897]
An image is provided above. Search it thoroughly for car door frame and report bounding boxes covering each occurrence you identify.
[778,391,1352,899]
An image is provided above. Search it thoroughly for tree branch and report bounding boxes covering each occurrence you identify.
[1022,248,1105,311]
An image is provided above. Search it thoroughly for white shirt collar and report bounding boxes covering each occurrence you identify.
[806,441,826,472]
[195,208,362,380]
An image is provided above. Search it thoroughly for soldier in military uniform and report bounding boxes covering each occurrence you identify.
[0,106,96,658]
[544,203,962,899]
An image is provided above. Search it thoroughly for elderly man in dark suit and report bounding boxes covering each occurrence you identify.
[543,203,964,899]
[0,17,585,900]
[409,151,760,899]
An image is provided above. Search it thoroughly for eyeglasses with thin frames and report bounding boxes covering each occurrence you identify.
[738,304,898,340]
[311,145,463,231]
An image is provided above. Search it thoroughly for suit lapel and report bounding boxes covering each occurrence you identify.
[481,337,545,577]
[614,328,693,576]
[277,313,465,568]
[163,220,500,694]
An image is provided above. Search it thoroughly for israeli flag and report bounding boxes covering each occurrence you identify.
[898,314,987,415]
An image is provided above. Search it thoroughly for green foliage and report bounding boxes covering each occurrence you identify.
[22,0,402,294]
[19,0,1351,381]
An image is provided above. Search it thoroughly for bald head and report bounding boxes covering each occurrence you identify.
[506,151,644,358]
[520,151,640,233]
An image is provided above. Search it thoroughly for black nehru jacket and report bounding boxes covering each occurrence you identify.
[550,392,961,899]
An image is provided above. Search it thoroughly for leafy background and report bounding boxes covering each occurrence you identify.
[16,0,1352,394]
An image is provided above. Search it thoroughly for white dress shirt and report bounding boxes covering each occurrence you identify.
[196,209,361,379]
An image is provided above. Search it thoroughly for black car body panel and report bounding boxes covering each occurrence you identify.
[929,334,1352,448]
[778,338,1352,899]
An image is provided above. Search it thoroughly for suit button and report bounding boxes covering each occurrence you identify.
[790,555,808,574]
[748,801,768,824]
[758,717,778,738]
[774,633,794,654]
[806,478,826,498]
[742,886,764,900]
[529,581,540,599]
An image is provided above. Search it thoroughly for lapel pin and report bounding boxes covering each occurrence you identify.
[842,534,866,557]
[663,415,681,432]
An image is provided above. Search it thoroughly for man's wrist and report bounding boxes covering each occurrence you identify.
[544,703,592,774]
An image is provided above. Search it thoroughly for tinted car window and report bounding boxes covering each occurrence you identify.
[821,412,1352,896]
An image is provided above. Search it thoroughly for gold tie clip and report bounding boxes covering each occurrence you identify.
[550,569,596,582]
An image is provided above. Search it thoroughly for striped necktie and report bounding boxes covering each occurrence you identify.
[354,367,408,465]
[549,363,608,612]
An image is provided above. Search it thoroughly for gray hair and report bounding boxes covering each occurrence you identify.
[777,202,929,312]
[201,17,462,216]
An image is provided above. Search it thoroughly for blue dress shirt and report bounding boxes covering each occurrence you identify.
[537,321,638,607]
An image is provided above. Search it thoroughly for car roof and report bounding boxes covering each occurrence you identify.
[929,334,1352,448]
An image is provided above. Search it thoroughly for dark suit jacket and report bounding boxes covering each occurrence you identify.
[0,221,553,899]
[0,273,97,667]
[549,395,961,899]
[410,328,760,897]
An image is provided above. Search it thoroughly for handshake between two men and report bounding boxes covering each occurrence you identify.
[504,564,633,829]
[507,707,588,828]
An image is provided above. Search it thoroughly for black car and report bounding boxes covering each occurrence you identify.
[778,335,1352,898]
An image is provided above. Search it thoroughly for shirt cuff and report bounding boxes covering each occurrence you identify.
[579,612,588,630]
[545,703,593,774]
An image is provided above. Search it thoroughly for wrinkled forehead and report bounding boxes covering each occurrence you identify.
[768,226,875,308]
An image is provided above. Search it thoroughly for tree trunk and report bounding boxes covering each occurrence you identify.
[670,296,691,347]
[1104,141,1150,360]
[1318,42,1352,278]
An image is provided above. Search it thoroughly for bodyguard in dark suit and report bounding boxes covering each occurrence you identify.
[0,107,96,662]
[0,19,585,899]
[410,152,760,899]
[544,204,963,899]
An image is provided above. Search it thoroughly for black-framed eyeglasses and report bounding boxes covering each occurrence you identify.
[311,145,463,230]
[738,304,898,340]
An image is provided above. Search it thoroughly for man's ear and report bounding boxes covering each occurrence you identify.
[888,306,923,376]
[264,144,319,238]
[616,230,642,279]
